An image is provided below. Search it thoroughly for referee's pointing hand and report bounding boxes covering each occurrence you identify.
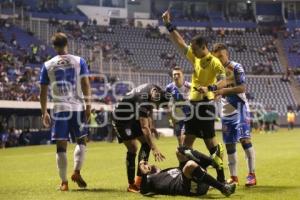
[162,10,171,24]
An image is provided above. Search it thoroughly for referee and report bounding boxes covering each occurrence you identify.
[162,10,226,183]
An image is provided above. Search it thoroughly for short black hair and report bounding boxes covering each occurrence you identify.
[51,32,68,48]
[212,43,228,53]
[191,35,208,48]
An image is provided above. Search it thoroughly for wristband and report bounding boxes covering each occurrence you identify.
[208,84,217,92]
[165,23,176,32]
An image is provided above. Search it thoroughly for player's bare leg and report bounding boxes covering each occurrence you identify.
[177,131,185,146]
[183,134,196,148]
[240,138,256,186]
[71,137,87,188]
[56,140,68,191]
[124,139,140,193]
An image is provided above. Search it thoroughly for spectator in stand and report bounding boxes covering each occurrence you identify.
[7,127,19,147]
[18,129,31,146]
[1,128,9,148]
[89,108,99,140]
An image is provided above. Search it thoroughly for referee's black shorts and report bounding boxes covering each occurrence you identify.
[184,99,216,139]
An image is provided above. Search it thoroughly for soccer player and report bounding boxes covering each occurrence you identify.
[199,43,256,186]
[287,109,296,130]
[40,32,91,191]
[165,66,191,146]
[112,83,170,192]
[162,10,226,183]
[139,147,236,197]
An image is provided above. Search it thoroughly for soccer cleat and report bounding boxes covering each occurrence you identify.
[210,143,224,170]
[227,176,239,185]
[59,181,69,191]
[245,173,257,187]
[221,183,236,197]
[71,172,87,188]
[127,183,140,193]
[134,176,142,190]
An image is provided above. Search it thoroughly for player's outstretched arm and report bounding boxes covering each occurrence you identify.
[140,117,165,162]
[162,10,188,55]
[216,84,246,96]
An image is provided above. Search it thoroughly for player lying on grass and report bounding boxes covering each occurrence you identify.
[138,146,236,197]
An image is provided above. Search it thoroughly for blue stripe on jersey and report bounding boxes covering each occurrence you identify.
[225,62,247,108]
[166,82,190,116]
[233,63,246,85]
[226,94,245,109]
[40,64,50,85]
[166,82,189,101]
[80,58,89,75]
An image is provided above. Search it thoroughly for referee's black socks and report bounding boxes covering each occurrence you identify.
[209,146,225,183]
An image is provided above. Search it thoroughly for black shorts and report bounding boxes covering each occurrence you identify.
[185,100,216,139]
[113,119,143,143]
[176,173,191,195]
[171,173,208,196]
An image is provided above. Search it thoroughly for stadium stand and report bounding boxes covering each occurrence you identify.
[283,29,300,69]
[32,21,281,74]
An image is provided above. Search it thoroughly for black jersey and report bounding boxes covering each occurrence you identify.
[141,167,209,196]
[141,167,191,195]
[113,84,164,121]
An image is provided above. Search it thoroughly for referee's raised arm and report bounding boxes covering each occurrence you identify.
[162,10,188,56]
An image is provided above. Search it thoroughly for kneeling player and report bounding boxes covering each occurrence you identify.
[139,147,236,197]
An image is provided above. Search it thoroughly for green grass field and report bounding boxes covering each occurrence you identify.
[1,129,300,200]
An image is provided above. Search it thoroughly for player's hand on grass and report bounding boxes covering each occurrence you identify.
[162,10,171,24]
[152,148,165,162]
[42,112,51,128]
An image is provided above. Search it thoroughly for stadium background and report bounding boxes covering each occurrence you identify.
[0,1,300,200]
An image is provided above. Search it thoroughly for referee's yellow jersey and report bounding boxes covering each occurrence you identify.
[186,46,226,101]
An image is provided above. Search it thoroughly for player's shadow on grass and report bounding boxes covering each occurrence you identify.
[71,188,123,193]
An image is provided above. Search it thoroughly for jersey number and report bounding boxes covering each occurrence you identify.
[54,67,75,95]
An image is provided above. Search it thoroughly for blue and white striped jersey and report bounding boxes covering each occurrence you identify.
[221,61,250,117]
[40,54,89,113]
[166,81,191,120]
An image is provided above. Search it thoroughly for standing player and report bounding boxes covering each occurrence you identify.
[40,32,91,191]
[162,10,226,183]
[287,109,296,130]
[200,43,256,186]
[113,83,169,192]
[166,66,191,146]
